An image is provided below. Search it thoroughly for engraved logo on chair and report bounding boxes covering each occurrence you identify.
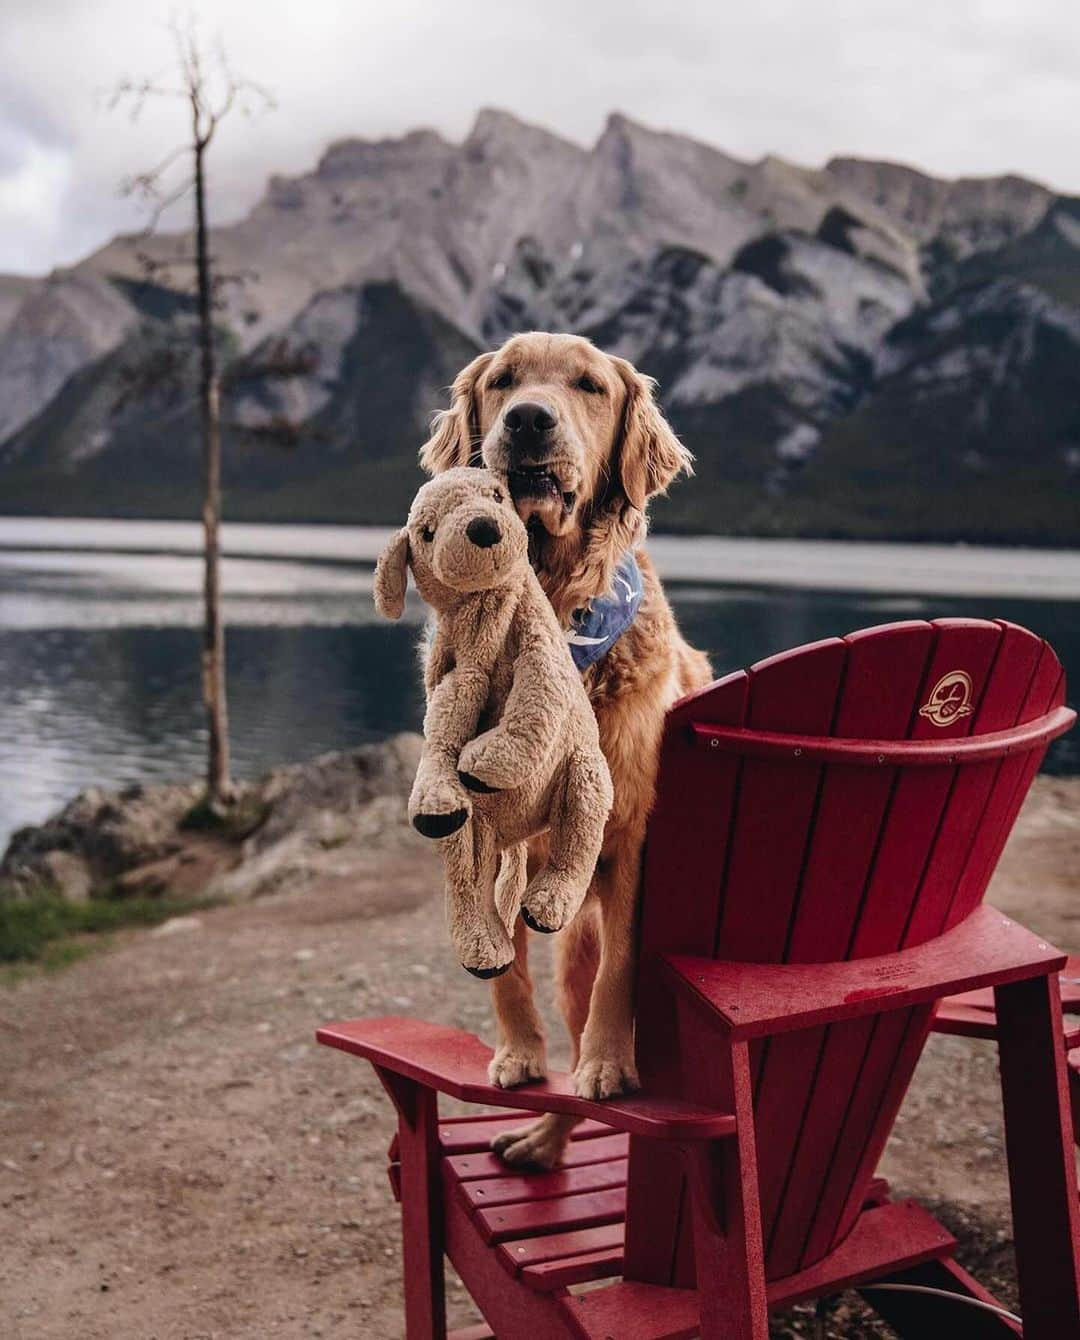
[918,670,974,728]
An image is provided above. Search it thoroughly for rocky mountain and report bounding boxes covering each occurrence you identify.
[2,110,1078,543]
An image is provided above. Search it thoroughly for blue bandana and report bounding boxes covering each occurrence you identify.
[566,552,643,672]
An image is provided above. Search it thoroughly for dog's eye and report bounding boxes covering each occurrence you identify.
[575,373,603,395]
[421,526,435,543]
[492,488,504,504]
[490,369,514,390]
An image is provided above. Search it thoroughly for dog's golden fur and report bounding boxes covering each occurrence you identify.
[421,332,711,1168]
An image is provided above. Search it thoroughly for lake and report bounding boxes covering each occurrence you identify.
[1,518,1077,849]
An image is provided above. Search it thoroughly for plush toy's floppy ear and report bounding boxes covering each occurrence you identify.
[373,528,409,619]
[610,357,694,513]
[420,351,495,474]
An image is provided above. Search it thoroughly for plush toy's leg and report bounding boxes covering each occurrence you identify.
[442,816,514,979]
[410,668,489,838]
[488,911,548,1088]
[520,749,613,935]
[456,651,564,792]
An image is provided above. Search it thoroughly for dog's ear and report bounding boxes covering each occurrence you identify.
[374,528,409,619]
[420,352,495,474]
[610,357,693,513]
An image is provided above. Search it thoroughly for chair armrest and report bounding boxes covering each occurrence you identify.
[663,905,1067,1041]
[315,1016,736,1141]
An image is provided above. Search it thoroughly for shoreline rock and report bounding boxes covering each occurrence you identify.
[0,733,424,904]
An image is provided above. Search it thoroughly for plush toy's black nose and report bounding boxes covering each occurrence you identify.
[466,516,501,548]
[504,401,556,437]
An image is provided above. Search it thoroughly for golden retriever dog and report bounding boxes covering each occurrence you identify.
[421,332,712,1169]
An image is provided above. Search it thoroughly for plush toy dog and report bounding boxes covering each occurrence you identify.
[374,467,613,982]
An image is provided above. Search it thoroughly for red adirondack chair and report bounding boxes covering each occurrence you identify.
[318,618,1079,1339]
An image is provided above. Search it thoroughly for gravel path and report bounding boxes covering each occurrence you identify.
[2,778,1077,1339]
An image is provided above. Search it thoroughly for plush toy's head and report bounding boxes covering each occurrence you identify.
[374,467,529,618]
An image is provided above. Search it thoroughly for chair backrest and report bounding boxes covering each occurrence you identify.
[629,618,1071,1285]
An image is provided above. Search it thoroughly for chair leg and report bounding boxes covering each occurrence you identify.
[684,1038,769,1340]
[376,1068,447,1340]
[994,974,1080,1340]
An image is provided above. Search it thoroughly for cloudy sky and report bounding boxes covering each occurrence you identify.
[3,0,1080,275]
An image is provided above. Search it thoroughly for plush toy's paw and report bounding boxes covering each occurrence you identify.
[456,924,514,980]
[521,869,587,935]
[573,1054,641,1101]
[457,732,522,792]
[412,808,468,839]
[491,1115,571,1170]
[464,961,511,979]
[488,1044,547,1089]
[520,906,556,934]
[458,770,501,794]
[409,771,470,839]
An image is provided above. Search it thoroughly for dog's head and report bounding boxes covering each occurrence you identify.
[419,333,692,546]
[373,467,528,618]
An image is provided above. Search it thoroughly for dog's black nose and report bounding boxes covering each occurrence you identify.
[504,401,556,437]
[466,516,502,548]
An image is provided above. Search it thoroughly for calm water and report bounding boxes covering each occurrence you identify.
[1,521,1077,847]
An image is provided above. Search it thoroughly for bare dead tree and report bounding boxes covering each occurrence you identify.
[111,17,273,807]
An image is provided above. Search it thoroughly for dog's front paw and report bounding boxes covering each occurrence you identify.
[458,732,520,792]
[573,1053,640,1101]
[521,868,587,935]
[488,1044,547,1089]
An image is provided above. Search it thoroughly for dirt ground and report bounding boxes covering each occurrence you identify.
[2,777,1078,1340]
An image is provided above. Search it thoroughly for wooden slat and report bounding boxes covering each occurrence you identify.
[562,1200,956,1337]
[475,1185,625,1245]
[439,1114,613,1156]
[949,633,1065,925]
[445,1133,628,1183]
[456,1158,627,1211]
[521,1245,624,1291]
[759,625,936,1273]
[715,637,848,966]
[496,1222,624,1275]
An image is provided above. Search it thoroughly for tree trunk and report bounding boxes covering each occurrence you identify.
[193,130,231,804]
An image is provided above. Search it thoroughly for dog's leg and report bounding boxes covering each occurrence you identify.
[573,837,642,1101]
[442,817,514,979]
[521,748,613,934]
[491,909,600,1169]
[488,911,548,1088]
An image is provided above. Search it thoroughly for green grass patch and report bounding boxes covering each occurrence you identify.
[0,889,222,967]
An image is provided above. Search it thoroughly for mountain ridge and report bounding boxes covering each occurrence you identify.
[2,109,1078,544]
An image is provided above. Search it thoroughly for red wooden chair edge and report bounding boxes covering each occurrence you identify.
[662,905,1067,1040]
[315,1016,737,1140]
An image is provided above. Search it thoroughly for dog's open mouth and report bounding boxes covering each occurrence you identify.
[507,466,576,516]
